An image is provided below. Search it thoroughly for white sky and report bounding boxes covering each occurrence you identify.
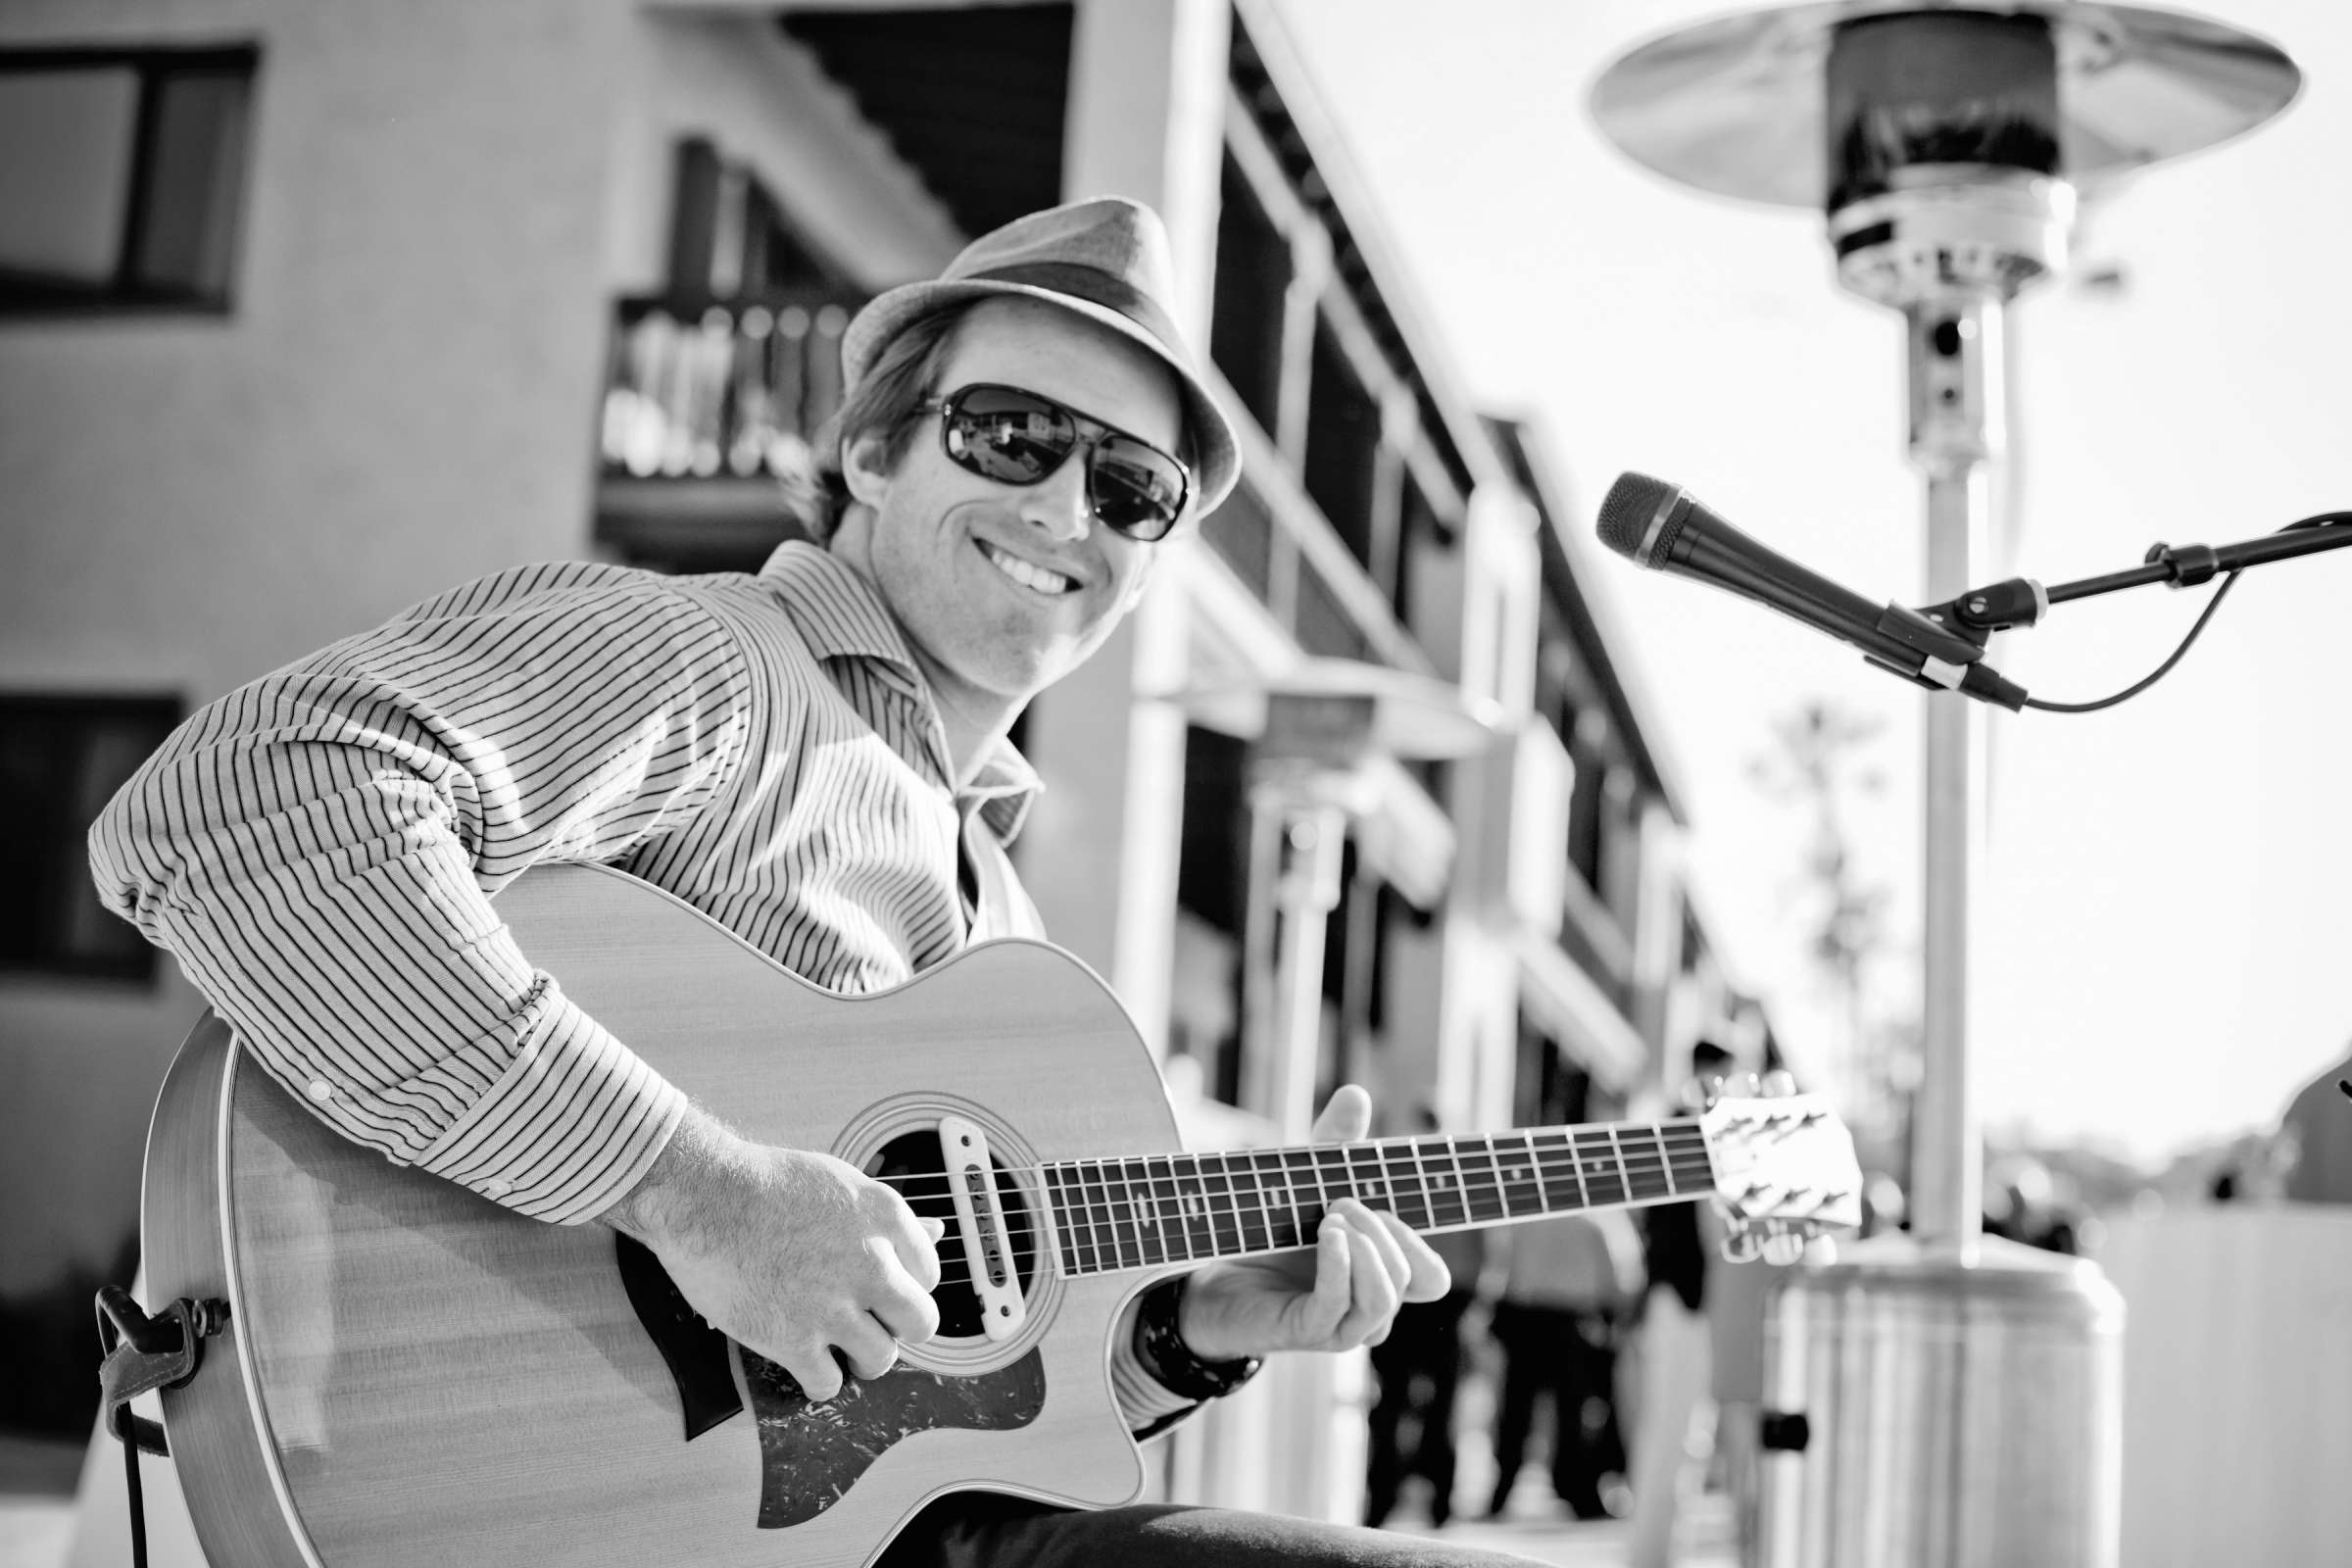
[1272,0,2352,1162]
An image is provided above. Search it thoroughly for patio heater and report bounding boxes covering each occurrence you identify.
[1591,4,2298,1563]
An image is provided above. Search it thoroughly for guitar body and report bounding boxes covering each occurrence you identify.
[144,861,1181,1568]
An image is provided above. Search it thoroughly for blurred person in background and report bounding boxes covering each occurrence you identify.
[2278,1041,2352,1203]
[1363,1213,1489,1529]
[1480,1206,1643,1522]
[1624,1040,1739,1568]
[1984,1155,2084,1255]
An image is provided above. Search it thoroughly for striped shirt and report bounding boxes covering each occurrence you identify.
[90,540,1195,1426]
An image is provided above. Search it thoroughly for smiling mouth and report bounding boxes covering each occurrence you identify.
[978,540,1078,597]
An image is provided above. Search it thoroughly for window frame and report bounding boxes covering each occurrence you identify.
[0,42,261,318]
[0,692,181,984]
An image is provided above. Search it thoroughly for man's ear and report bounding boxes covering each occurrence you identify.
[842,431,895,508]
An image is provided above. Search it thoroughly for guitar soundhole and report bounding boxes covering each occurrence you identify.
[865,1132,1036,1341]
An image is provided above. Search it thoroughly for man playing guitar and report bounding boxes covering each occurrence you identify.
[91,197,1555,1567]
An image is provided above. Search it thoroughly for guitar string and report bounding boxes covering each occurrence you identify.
[867,1147,1717,1208]
[866,1146,1716,1204]
[893,1152,1721,1291]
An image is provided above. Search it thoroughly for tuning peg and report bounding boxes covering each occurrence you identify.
[1719,1225,1764,1264]
[1762,1069,1797,1097]
[1762,1229,1806,1265]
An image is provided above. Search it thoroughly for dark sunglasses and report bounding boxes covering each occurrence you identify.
[923,382,1191,543]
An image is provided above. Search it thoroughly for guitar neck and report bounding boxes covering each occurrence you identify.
[1040,1119,1714,1277]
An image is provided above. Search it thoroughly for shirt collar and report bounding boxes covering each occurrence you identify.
[758,540,1042,846]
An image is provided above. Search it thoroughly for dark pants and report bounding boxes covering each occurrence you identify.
[1486,1299,1622,1520]
[874,1490,1546,1566]
[1362,1289,1476,1527]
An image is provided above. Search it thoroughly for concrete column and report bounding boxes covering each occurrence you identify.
[1017,0,1231,1049]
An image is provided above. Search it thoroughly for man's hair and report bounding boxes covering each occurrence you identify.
[779,295,1204,542]
[782,298,981,543]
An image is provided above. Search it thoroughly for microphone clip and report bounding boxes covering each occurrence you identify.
[1914,577,2050,642]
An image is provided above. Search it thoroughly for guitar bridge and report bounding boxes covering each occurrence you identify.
[937,1115,1026,1342]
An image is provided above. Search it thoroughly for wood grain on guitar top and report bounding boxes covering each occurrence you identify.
[149,862,1183,1568]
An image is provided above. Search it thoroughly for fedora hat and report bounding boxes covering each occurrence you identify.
[841,196,1242,517]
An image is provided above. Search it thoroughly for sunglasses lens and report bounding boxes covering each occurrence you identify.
[940,384,1187,541]
[1090,440,1186,541]
[945,387,1074,484]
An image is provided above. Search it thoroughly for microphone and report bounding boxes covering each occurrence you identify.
[1594,472,2027,710]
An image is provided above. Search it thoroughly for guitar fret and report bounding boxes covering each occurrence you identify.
[1177,1153,1222,1259]
[1227,1153,1270,1253]
[1313,1146,1352,1223]
[1285,1147,1327,1238]
[1463,1135,1509,1224]
[1110,1157,1150,1266]
[1202,1152,1247,1257]
[1348,1142,1391,1215]
[1574,1130,1621,1207]
[1080,1161,1111,1274]
[1478,1135,1520,1221]
[1255,1150,1308,1250]
[1045,1113,1765,1278]
[1046,1165,1090,1275]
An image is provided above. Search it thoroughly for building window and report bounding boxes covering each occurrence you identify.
[1209,155,1288,437]
[1302,317,1381,567]
[0,695,179,981]
[0,46,259,314]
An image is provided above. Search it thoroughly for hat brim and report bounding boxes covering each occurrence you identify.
[843,276,1242,519]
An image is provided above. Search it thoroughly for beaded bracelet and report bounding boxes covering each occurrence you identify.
[1133,1275,1263,1400]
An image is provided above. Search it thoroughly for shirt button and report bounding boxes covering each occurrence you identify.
[305,1079,335,1103]
[483,1179,513,1199]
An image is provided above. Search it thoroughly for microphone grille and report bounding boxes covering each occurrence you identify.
[1595,471,1682,563]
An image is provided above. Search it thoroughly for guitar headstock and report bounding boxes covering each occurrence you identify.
[1699,1092,1865,1263]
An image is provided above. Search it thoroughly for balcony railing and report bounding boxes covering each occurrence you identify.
[591,288,1434,673]
[595,288,864,566]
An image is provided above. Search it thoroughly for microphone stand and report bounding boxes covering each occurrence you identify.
[1913,516,2352,644]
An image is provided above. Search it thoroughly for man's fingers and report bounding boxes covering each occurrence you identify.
[835,1316,905,1383]
[778,1340,846,1402]
[1309,1083,1373,1144]
[1343,1212,1401,1344]
[1340,1201,1412,1294]
[872,1260,943,1346]
[891,1204,946,1291]
[1377,1211,1454,1302]
[1307,1219,1354,1338]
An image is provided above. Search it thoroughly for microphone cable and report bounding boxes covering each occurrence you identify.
[2022,511,2352,714]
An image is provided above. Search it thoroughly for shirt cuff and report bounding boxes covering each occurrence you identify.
[1110,1292,1200,1431]
[416,987,688,1224]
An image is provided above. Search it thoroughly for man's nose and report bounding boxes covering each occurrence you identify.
[1017,448,1095,543]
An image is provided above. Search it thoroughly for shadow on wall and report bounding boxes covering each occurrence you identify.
[1,1232,135,1441]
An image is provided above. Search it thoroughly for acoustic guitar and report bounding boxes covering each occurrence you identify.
[140,861,1861,1567]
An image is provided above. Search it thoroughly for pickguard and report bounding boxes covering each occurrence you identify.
[616,1233,1048,1528]
[742,1346,1047,1529]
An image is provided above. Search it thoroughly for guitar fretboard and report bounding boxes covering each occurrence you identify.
[1041,1122,1713,1276]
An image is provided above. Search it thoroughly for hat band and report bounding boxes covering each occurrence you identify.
[965,262,1188,365]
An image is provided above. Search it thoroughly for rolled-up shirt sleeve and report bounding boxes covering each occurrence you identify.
[89,563,752,1224]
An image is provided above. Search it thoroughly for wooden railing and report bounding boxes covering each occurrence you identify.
[599,288,864,483]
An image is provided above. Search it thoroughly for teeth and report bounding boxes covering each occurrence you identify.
[981,543,1075,596]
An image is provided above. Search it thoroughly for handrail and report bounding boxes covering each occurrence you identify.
[599,288,866,482]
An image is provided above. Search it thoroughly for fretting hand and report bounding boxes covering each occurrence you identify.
[1174,1085,1452,1363]
[603,1105,945,1400]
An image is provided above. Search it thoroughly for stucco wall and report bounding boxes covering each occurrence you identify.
[0,0,638,1292]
